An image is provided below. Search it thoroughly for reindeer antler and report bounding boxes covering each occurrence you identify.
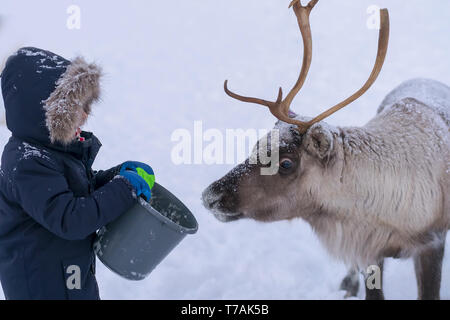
[224,1,390,134]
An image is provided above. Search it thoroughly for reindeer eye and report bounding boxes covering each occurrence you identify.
[280,159,293,170]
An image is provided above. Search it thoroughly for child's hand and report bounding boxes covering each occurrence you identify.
[120,171,152,201]
[120,161,155,190]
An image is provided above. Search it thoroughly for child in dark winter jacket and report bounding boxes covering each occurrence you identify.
[0,47,154,300]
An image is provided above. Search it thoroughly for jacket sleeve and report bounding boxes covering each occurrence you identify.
[93,164,122,189]
[13,157,136,241]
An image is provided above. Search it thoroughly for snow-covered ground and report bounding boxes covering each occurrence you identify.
[0,0,449,299]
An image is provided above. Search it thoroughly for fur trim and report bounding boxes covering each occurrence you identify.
[43,57,102,145]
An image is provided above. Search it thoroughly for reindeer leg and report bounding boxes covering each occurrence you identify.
[364,260,385,300]
[414,233,446,300]
[339,269,360,298]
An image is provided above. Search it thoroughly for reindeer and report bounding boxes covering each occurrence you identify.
[202,0,449,300]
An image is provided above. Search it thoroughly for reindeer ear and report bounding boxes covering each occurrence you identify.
[303,123,334,160]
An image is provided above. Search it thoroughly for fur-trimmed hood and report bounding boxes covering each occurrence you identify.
[1,47,102,147]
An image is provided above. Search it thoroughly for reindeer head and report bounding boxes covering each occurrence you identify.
[202,0,389,223]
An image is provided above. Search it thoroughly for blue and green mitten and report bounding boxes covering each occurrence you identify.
[120,161,155,201]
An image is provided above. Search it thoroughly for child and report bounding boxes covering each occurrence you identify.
[0,47,154,300]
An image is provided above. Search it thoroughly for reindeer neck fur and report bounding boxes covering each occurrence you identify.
[304,98,449,268]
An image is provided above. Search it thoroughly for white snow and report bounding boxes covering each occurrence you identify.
[0,0,450,300]
[378,78,450,124]
[20,142,51,161]
[17,48,47,57]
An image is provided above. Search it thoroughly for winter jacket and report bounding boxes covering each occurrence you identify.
[0,47,136,300]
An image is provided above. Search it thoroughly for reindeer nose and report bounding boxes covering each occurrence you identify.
[202,179,240,219]
[201,183,223,210]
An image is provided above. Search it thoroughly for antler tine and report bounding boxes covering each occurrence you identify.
[282,0,317,115]
[307,0,319,10]
[225,80,300,125]
[224,80,283,108]
[224,80,310,127]
[289,0,319,10]
[298,9,390,133]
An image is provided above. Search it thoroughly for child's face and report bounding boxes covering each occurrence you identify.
[76,110,89,137]
[80,110,89,127]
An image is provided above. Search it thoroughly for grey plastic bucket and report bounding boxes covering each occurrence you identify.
[94,182,198,280]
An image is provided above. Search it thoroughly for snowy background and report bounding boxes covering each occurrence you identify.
[0,0,449,299]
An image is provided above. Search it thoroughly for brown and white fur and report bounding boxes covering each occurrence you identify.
[202,78,450,299]
[43,57,102,145]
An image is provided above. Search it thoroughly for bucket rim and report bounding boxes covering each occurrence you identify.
[139,184,198,234]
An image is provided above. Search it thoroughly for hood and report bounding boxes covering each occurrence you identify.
[1,47,102,147]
